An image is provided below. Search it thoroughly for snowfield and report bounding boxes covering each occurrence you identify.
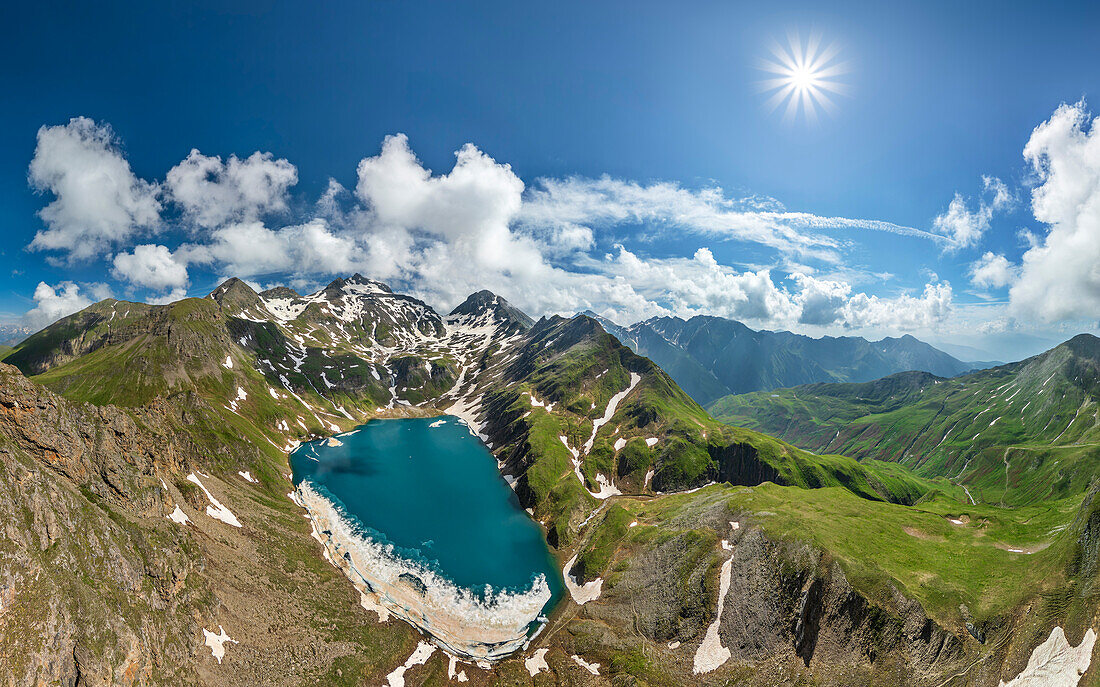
[998,626,1095,687]
[693,543,734,674]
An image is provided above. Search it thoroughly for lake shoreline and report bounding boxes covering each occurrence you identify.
[289,415,562,661]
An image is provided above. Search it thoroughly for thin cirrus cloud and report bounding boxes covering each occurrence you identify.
[23,117,960,333]
[519,175,949,261]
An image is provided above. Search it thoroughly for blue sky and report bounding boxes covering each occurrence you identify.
[2,0,1100,360]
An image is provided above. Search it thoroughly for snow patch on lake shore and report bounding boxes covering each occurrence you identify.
[447,653,469,682]
[386,641,436,687]
[525,648,550,676]
[297,482,551,661]
[360,591,391,621]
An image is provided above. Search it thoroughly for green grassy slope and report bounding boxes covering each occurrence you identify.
[710,334,1100,507]
[590,480,1088,635]
[474,315,951,557]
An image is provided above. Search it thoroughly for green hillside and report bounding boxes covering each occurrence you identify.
[710,334,1100,507]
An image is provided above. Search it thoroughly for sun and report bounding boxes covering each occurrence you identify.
[757,31,850,124]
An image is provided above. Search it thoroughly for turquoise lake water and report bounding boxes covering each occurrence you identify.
[290,416,563,612]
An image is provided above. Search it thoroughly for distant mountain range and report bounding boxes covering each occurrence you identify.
[589,312,989,405]
[0,324,32,346]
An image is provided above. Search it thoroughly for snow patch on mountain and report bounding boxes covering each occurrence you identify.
[584,372,641,455]
[693,545,734,674]
[202,626,237,664]
[998,627,1095,687]
[186,473,242,528]
[563,553,603,604]
[166,505,190,525]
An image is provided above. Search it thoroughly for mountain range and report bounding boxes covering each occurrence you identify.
[0,323,32,346]
[0,274,1094,686]
[710,333,1100,507]
[590,313,989,406]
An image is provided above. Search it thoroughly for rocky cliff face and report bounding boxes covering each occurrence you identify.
[0,363,204,684]
[0,363,425,686]
[574,523,968,686]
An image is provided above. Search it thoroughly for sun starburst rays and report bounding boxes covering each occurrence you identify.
[757,32,850,124]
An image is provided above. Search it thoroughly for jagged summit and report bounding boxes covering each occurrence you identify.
[548,311,611,344]
[260,286,300,300]
[578,309,622,336]
[449,290,534,334]
[323,273,394,296]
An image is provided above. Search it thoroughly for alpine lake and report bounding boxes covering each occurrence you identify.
[289,415,564,660]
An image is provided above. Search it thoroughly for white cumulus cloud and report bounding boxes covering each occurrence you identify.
[969,251,1017,289]
[178,218,364,279]
[23,281,94,329]
[166,149,298,229]
[791,273,853,325]
[112,244,190,292]
[28,117,161,260]
[356,133,528,267]
[18,123,960,336]
[1010,102,1100,322]
[840,282,954,330]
